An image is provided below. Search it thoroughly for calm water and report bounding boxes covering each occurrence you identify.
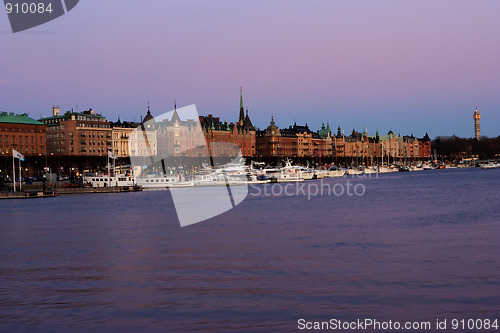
[1,168,499,332]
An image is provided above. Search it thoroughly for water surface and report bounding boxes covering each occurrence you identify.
[1,168,499,332]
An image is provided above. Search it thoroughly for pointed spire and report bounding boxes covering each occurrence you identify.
[171,100,181,123]
[240,86,243,109]
[239,87,244,124]
[143,102,155,123]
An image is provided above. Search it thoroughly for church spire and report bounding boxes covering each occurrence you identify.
[239,86,244,125]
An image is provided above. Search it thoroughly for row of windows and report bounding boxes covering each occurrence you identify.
[0,127,42,133]
[0,146,42,154]
[0,135,42,144]
[48,140,65,146]
[77,123,110,128]
[80,140,111,146]
[80,147,107,153]
[80,131,111,138]
[76,115,107,122]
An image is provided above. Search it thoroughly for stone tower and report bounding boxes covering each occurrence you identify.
[473,106,481,140]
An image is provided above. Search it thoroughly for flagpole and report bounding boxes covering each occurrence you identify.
[13,154,16,192]
[107,153,110,187]
[19,158,22,191]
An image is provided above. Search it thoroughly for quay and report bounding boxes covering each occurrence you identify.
[0,185,142,199]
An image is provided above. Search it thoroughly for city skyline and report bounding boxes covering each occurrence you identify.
[1,1,499,138]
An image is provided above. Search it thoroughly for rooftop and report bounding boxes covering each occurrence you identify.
[0,112,44,125]
[40,109,106,122]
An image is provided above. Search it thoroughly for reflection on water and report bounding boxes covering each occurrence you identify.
[1,168,499,332]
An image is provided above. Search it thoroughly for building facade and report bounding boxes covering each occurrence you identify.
[156,107,201,158]
[40,107,112,156]
[0,112,46,156]
[111,120,136,158]
[256,118,333,159]
[112,108,158,158]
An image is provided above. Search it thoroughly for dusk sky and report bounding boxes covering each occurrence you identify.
[1,1,498,138]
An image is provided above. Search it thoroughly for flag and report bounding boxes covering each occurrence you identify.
[13,149,24,161]
[108,151,117,159]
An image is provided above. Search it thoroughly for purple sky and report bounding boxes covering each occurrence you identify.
[1,0,499,138]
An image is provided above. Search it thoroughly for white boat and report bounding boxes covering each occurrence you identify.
[310,169,327,179]
[480,163,500,169]
[212,160,250,177]
[325,168,346,178]
[378,166,397,173]
[346,168,363,175]
[136,174,194,189]
[83,173,135,187]
[301,170,315,180]
[363,167,378,175]
[254,159,305,183]
[194,172,247,186]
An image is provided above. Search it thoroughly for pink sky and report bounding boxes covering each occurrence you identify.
[1,0,499,138]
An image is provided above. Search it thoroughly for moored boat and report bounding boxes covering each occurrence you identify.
[83,173,135,187]
[136,174,194,189]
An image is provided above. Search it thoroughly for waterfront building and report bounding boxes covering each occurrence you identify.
[111,119,136,158]
[401,135,420,160]
[418,133,431,158]
[122,107,158,157]
[0,112,46,156]
[40,107,112,156]
[156,106,202,158]
[256,117,287,157]
[473,106,481,140]
[199,88,256,157]
[255,118,333,159]
[378,130,402,162]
